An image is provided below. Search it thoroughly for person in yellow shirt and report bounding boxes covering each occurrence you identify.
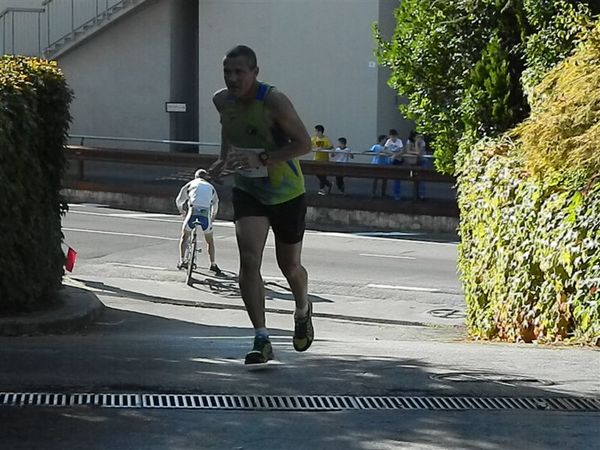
[311,124,333,195]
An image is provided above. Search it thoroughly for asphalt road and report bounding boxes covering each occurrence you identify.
[0,204,598,450]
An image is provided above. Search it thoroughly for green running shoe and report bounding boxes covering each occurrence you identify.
[293,301,314,352]
[244,335,274,365]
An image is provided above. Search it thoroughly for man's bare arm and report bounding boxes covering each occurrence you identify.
[264,89,311,164]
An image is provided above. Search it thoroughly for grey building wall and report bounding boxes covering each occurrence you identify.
[169,0,199,152]
[2,0,409,155]
[57,0,198,151]
[197,0,407,160]
[377,0,413,142]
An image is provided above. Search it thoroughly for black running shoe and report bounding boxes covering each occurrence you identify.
[209,263,222,275]
[244,336,274,365]
[293,301,314,352]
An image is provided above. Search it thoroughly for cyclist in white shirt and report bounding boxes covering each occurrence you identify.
[175,169,221,274]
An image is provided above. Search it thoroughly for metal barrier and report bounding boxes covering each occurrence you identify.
[64,145,455,203]
[42,0,136,54]
[0,7,46,56]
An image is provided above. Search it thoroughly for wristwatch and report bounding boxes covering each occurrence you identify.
[258,151,270,166]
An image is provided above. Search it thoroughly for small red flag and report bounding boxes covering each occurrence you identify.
[65,247,77,272]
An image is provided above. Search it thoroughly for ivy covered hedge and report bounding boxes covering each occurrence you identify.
[457,24,600,345]
[0,56,73,313]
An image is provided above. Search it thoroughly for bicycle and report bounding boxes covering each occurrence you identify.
[182,215,205,286]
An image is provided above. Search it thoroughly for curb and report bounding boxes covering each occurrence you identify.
[0,285,105,336]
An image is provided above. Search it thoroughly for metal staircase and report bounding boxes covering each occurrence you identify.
[1,0,147,58]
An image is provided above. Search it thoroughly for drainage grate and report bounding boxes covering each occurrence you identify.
[1,392,599,412]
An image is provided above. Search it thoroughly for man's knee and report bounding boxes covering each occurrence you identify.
[239,248,263,273]
[278,258,305,279]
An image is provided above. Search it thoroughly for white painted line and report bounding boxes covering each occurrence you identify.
[263,276,287,281]
[68,206,455,244]
[360,253,416,260]
[109,213,176,218]
[68,203,110,208]
[66,210,232,228]
[356,231,422,237]
[63,227,179,241]
[108,263,170,271]
[367,283,440,293]
[306,230,458,246]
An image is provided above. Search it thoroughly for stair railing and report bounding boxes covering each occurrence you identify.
[0,8,46,56]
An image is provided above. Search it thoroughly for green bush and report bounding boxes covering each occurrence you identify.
[0,56,73,313]
[373,0,595,175]
[457,24,600,345]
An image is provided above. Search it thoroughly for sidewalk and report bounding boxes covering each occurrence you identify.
[1,277,597,401]
[0,284,104,337]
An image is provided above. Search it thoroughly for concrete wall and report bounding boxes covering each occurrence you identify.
[3,0,410,156]
[58,0,197,151]
[197,0,406,158]
[62,188,459,234]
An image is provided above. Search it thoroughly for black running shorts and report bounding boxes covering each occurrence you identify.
[232,188,306,244]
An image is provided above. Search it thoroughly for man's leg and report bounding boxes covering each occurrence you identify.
[178,228,191,267]
[275,239,308,315]
[336,176,345,194]
[204,231,221,274]
[275,238,313,352]
[204,231,216,264]
[235,216,270,329]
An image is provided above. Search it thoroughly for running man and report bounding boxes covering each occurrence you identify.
[209,45,314,366]
[175,169,221,275]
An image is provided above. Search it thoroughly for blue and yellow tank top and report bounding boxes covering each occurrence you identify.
[220,82,305,205]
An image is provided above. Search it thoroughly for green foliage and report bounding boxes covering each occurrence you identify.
[458,140,599,345]
[521,0,595,99]
[513,20,600,176]
[461,34,527,137]
[374,0,595,175]
[0,56,73,313]
[457,28,600,345]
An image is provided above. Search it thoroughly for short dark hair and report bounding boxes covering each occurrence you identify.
[389,129,398,136]
[378,134,387,142]
[315,125,325,133]
[225,45,257,69]
[337,137,347,145]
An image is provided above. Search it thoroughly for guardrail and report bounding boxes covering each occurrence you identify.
[0,7,46,56]
[64,145,455,201]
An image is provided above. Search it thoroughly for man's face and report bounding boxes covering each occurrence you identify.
[223,55,258,99]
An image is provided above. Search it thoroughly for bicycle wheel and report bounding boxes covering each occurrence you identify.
[186,231,197,286]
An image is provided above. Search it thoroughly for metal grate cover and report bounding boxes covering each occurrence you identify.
[1,392,598,412]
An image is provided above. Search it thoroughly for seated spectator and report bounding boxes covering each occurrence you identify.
[369,134,390,198]
[331,137,353,194]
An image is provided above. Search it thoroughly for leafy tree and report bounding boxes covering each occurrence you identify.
[374,0,595,174]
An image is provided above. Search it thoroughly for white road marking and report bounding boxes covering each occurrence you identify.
[367,283,440,293]
[66,210,233,227]
[108,263,170,271]
[63,227,179,241]
[263,276,287,282]
[360,253,416,260]
[306,230,458,246]
[67,206,456,245]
